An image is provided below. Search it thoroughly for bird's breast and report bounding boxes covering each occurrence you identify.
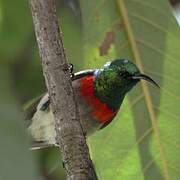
[80,75,117,124]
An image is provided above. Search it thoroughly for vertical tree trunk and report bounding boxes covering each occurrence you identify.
[29,0,94,179]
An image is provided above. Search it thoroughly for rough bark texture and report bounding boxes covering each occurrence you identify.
[29,0,94,179]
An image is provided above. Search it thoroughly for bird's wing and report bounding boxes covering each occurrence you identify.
[25,69,95,149]
[25,69,95,118]
[72,69,95,80]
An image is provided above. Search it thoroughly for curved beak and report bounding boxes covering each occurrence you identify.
[132,74,159,88]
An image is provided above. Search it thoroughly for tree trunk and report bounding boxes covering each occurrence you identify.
[29,0,95,179]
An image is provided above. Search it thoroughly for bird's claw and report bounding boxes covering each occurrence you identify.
[68,63,75,78]
[63,63,74,78]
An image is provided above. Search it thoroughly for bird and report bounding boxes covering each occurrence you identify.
[25,58,159,149]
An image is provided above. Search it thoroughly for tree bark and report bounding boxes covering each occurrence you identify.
[29,0,94,179]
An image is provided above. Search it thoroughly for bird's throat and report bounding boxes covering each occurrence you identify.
[94,70,126,110]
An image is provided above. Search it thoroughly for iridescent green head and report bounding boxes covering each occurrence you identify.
[94,59,158,109]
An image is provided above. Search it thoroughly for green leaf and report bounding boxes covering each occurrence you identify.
[79,0,180,179]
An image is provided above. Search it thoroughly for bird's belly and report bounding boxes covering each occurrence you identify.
[28,97,102,145]
[29,109,56,144]
[78,98,102,136]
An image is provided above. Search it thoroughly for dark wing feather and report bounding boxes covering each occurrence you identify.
[72,69,95,81]
[25,69,95,119]
[24,95,44,126]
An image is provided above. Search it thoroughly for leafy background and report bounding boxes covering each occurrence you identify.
[0,0,179,179]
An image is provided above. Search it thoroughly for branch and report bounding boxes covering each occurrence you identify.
[29,0,94,179]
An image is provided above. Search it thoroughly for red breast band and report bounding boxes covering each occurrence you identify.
[80,75,117,123]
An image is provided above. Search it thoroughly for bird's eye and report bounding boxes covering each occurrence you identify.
[119,71,130,78]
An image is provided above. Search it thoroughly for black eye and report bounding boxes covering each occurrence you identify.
[119,71,130,78]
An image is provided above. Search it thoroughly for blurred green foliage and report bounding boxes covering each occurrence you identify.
[0,0,75,179]
[80,0,180,180]
[0,0,180,180]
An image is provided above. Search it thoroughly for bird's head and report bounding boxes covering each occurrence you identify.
[107,59,159,90]
[94,59,159,109]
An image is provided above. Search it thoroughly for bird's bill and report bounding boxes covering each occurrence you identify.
[132,74,159,88]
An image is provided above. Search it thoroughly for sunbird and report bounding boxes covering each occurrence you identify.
[26,59,159,149]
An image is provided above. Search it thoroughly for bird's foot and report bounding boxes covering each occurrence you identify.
[67,63,74,78]
[63,63,75,78]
